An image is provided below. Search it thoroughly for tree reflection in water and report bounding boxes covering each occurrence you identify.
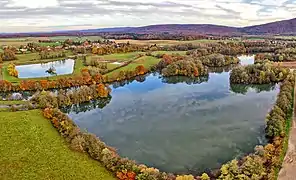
[161,75,209,85]
[230,83,277,95]
[112,74,149,89]
[60,96,112,114]
[208,64,238,74]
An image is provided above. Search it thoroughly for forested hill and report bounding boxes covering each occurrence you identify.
[241,18,296,35]
[2,18,296,37]
[125,18,296,35]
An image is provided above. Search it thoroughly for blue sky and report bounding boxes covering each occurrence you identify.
[1,0,296,32]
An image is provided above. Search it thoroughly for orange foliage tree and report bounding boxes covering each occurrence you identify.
[97,83,109,97]
[135,65,146,75]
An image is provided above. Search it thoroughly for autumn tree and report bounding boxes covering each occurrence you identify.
[2,49,17,61]
[97,83,108,97]
[135,65,146,75]
[7,63,18,77]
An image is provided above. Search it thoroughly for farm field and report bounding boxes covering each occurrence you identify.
[0,110,114,180]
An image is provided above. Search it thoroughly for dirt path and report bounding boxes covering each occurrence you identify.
[278,77,296,180]
[274,62,296,68]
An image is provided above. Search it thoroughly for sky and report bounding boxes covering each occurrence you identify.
[1,0,296,33]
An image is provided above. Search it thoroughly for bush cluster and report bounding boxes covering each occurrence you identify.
[199,54,239,67]
[230,63,289,84]
[162,59,208,77]
[0,49,17,61]
[7,63,18,77]
[157,54,208,77]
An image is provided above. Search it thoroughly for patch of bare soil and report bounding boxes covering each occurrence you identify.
[274,62,296,68]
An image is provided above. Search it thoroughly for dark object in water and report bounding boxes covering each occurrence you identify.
[46,67,57,74]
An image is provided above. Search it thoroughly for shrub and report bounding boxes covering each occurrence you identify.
[116,170,136,180]
[200,173,210,180]
[7,63,18,78]
[70,135,86,152]
[176,175,195,180]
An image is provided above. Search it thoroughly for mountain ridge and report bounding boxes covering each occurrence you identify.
[2,18,296,37]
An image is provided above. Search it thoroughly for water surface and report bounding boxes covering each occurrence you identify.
[64,55,279,174]
[16,59,75,78]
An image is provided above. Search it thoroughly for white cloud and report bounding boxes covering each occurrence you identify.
[6,0,59,8]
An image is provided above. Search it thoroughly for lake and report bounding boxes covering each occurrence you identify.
[16,59,75,78]
[63,55,279,174]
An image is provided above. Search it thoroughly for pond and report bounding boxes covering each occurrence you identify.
[63,55,279,174]
[16,59,75,78]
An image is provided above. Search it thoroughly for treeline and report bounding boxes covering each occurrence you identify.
[31,84,110,109]
[186,42,246,56]
[0,68,101,92]
[100,32,208,41]
[219,74,294,179]
[255,49,296,63]
[230,63,289,84]
[91,44,146,55]
[244,41,285,54]
[39,50,66,60]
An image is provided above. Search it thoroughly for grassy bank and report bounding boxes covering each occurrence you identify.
[0,110,114,180]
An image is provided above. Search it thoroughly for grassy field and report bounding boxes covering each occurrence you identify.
[106,56,160,76]
[0,110,114,180]
[48,36,103,42]
[0,39,33,47]
[38,42,62,47]
[151,51,187,56]
[0,100,27,105]
[93,51,185,62]
[95,52,145,61]
[0,36,103,48]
